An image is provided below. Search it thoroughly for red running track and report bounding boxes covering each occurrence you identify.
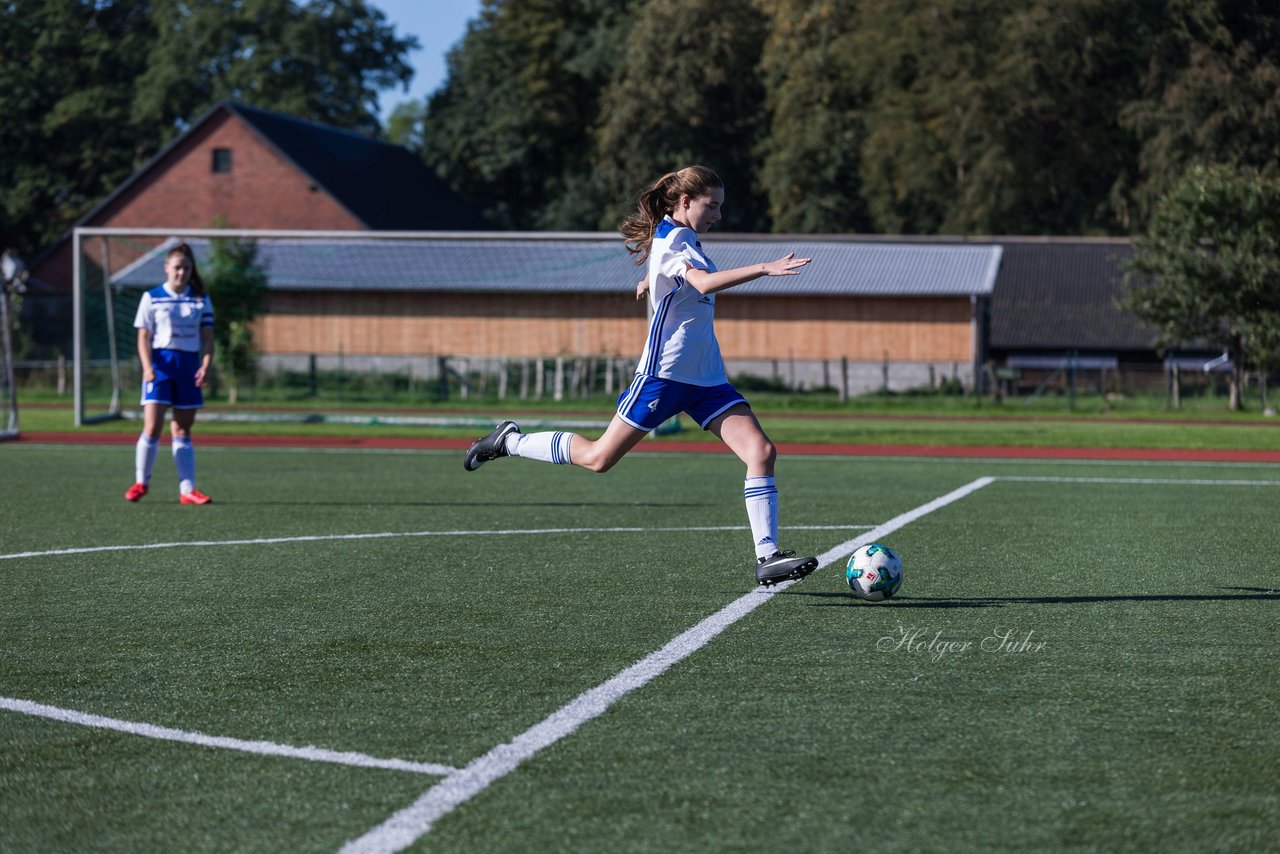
[16,432,1280,463]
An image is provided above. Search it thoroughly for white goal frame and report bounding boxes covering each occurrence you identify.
[72,226,495,426]
[0,281,18,440]
[72,225,628,426]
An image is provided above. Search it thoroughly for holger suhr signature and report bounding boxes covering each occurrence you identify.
[876,624,1047,662]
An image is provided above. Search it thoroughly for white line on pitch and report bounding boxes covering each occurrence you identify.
[339,476,995,854]
[0,696,456,776]
[0,525,871,562]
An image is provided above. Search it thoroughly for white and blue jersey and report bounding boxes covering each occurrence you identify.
[617,217,747,432]
[134,284,214,352]
[635,216,727,386]
[134,284,214,409]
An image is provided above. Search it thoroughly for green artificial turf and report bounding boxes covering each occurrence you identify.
[1,445,1277,851]
[15,401,1280,452]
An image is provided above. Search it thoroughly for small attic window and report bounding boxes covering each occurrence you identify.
[211,148,232,173]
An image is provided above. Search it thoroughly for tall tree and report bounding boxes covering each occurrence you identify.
[757,0,871,233]
[592,0,770,232]
[0,0,415,260]
[0,1,154,257]
[852,0,1152,235]
[422,0,641,231]
[1119,0,1280,225]
[1121,164,1280,410]
[133,0,415,136]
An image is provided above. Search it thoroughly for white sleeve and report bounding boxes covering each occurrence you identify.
[133,292,154,331]
[658,227,712,279]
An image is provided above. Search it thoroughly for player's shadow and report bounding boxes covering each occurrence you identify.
[795,586,1280,609]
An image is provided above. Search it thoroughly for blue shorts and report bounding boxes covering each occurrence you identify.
[141,349,204,409]
[616,376,748,432]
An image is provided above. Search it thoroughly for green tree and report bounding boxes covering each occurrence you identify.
[757,0,871,233]
[852,0,1152,235]
[422,0,641,230]
[204,237,270,404]
[385,98,428,151]
[133,0,415,136]
[0,0,416,260]
[1119,0,1280,225]
[1121,164,1280,411]
[592,0,769,232]
[0,1,154,257]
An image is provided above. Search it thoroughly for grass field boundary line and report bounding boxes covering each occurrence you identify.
[10,442,1280,469]
[997,476,1280,486]
[0,525,873,562]
[0,696,458,776]
[340,476,995,854]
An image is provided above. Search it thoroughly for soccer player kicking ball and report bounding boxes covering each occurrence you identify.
[465,165,818,587]
[124,242,215,505]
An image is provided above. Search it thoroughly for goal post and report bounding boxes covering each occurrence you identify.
[0,279,18,440]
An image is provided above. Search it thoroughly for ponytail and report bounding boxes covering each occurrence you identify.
[619,165,723,265]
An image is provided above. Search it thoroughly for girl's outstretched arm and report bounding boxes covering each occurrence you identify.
[683,253,810,295]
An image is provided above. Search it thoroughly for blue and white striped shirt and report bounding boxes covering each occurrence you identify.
[133,284,214,353]
[636,216,726,386]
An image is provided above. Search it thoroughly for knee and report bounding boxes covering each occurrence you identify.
[749,438,777,470]
[579,454,616,474]
[576,446,617,474]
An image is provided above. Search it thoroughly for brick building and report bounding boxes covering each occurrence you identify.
[25,100,489,349]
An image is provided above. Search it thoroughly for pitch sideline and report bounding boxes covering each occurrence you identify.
[0,696,457,777]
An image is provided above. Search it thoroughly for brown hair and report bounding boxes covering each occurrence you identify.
[166,242,205,296]
[619,165,723,265]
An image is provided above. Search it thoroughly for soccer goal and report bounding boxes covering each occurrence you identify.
[72,226,642,426]
[73,226,332,424]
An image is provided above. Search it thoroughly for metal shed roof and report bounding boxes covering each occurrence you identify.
[988,241,1158,351]
[112,236,1000,298]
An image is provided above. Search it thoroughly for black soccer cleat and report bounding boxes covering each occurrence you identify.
[463,420,521,471]
[755,550,819,587]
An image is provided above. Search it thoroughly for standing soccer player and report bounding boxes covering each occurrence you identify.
[464,165,818,587]
[124,242,215,505]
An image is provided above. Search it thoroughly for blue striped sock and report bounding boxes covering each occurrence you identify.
[744,476,779,559]
[511,431,574,465]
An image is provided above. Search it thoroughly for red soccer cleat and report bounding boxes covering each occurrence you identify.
[179,489,213,505]
[124,483,148,502]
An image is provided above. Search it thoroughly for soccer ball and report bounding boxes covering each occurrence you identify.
[845,544,903,601]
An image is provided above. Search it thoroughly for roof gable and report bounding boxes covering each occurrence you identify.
[226,103,490,231]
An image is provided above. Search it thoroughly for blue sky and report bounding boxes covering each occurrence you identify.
[373,0,484,122]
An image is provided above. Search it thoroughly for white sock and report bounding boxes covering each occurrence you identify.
[135,434,159,485]
[508,431,573,465]
[744,476,779,560]
[172,436,196,494]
